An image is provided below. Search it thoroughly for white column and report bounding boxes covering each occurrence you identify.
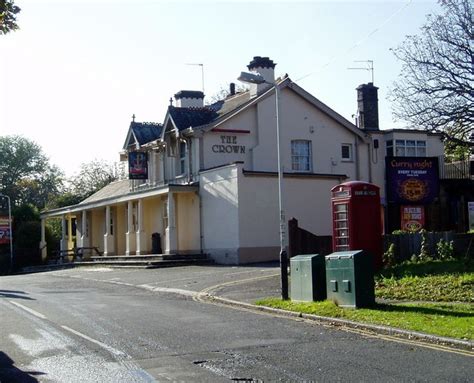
[104,206,114,256]
[165,192,177,253]
[81,210,89,248]
[136,199,146,255]
[60,215,67,252]
[67,216,73,251]
[126,201,135,255]
[40,218,47,262]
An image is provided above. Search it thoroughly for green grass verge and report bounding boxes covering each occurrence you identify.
[375,259,474,302]
[256,298,474,341]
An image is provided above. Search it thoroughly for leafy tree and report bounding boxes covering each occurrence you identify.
[390,0,473,142]
[68,159,119,202]
[0,0,21,34]
[0,135,64,208]
[444,128,471,162]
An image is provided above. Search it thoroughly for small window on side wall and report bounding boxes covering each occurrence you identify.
[341,144,353,161]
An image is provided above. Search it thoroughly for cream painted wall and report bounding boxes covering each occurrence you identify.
[142,197,163,252]
[176,193,201,252]
[90,209,105,252]
[200,165,240,263]
[115,204,126,255]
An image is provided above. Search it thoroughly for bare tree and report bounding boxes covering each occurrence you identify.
[389,0,473,142]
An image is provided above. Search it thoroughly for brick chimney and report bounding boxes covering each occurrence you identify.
[356,83,379,131]
[174,90,204,108]
[247,56,276,97]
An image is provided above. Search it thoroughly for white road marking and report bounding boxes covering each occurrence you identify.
[138,284,197,297]
[9,300,47,319]
[61,325,126,357]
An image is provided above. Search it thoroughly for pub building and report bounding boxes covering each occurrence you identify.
[41,56,465,265]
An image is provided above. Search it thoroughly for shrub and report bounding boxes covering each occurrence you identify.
[436,239,454,260]
[383,243,396,268]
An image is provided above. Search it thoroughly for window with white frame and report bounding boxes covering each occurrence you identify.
[387,139,426,157]
[341,144,353,161]
[291,140,312,171]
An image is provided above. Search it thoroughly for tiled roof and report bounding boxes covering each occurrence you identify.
[168,91,252,131]
[209,91,252,117]
[168,106,218,131]
[80,179,130,205]
[131,122,162,145]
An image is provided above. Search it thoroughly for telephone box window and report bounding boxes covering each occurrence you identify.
[291,140,312,171]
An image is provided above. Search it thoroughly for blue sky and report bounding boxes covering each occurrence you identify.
[1,0,440,176]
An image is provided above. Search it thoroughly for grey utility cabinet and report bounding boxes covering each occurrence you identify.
[325,250,375,308]
[290,254,326,302]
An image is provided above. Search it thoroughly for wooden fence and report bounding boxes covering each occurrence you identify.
[384,232,473,262]
[288,218,333,258]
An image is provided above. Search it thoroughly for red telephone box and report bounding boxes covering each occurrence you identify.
[331,181,383,269]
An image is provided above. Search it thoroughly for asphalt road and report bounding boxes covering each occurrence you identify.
[0,265,473,382]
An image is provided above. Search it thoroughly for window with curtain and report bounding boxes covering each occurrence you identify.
[291,140,312,171]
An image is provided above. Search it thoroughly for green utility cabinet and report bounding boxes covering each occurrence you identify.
[325,250,375,308]
[290,254,326,302]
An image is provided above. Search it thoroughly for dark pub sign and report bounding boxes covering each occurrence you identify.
[128,152,148,180]
[386,157,439,204]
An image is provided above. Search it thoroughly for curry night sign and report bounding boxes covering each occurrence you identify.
[385,157,439,204]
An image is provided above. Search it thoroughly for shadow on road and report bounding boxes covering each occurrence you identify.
[0,351,44,382]
[0,290,35,300]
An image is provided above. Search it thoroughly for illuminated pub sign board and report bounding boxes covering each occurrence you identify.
[386,157,439,204]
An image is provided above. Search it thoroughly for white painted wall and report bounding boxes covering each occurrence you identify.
[200,164,240,263]
[202,107,257,171]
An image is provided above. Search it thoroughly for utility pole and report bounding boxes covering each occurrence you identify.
[0,194,13,273]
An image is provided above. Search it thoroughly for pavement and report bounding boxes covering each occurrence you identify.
[14,262,474,353]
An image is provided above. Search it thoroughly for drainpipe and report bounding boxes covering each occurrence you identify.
[354,136,360,180]
[367,140,373,183]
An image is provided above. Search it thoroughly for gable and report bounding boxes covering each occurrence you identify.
[122,121,163,149]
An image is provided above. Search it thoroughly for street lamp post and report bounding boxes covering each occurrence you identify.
[0,194,13,273]
[237,71,289,300]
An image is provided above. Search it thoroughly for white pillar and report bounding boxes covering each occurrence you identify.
[60,215,67,252]
[165,192,177,253]
[136,199,146,255]
[40,218,47,262]
[126,201,135,255]
[81,210,89,248]
[67,216,73,251]
[104,206,114,256]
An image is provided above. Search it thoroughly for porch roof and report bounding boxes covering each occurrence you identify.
[41,181,199,219]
